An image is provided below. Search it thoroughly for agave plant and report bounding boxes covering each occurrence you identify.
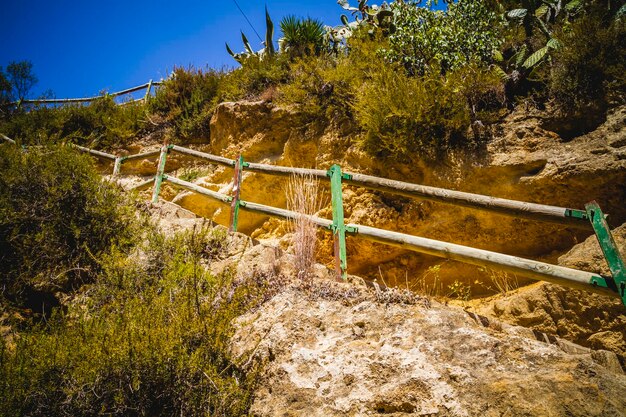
[226,6,276,64]
[279,15,326,57]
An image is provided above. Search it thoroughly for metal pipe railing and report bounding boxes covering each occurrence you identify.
[159,173,618,300]
[4,140,622,304]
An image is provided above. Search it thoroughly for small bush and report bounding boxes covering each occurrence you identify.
[355,65,472,159]
[277,32,388,129]
[549,8,626,111]
[0,225,262,417]
[279,15,326,58]
[148,66,222,141]
[380,0,503,76]
[217,55,290,102]
[0,145,139,310]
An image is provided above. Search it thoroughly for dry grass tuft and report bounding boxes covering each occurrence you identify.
[285,173,326,280]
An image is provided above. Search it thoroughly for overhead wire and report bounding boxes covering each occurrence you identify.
[230,0,263,42]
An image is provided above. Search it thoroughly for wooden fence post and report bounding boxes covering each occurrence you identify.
[229,155,244,232]
[152,142,170,203]
[144,79,153,101]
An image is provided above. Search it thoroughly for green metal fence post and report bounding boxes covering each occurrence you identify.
[229,155,245,232]
[328,164,354,280]
[585,201,626,306]
[151,143,170,203]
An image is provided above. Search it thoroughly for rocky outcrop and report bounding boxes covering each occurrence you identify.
[116,100,625,300]
[471,223,626,356]
[231,283,626,416]
[149,199,626,416]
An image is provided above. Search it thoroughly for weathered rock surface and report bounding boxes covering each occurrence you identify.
[231,283,626,417]
[471,223,626,356]
[148,200,626,416]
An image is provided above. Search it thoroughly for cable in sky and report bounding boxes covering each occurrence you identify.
[231,0,263,42]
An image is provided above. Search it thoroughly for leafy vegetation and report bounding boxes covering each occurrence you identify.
[0,143,268,415]
[1,225,265,416]
[380,0,503,76]
[3,0,623,158]
[279,15,327,58]
[1,61,38,101]
[148,66,222,141]
[0,95,145,148]
[0,145,140,312]
[548,2,626,111]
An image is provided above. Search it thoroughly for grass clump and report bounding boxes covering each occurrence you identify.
[0,144,139,312]
[286,173,326,280]
[355,63,503,159]
[217,55,290,102]
[0,225,263,416]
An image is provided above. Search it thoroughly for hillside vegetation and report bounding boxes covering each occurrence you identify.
[1,1,625,416]
[2,0,624,156]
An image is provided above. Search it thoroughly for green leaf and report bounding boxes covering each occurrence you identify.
[265,6,275,56]
[491,65,509,81]
[241,32,254,55]
[564,0,583,12]
[546,37,561,50]
[523,46,549,68]
[535,5,549,18]
[340,14,350,25]
[225,43,236,57]
[493,50,504,62]
[507,8,528,19]
[511,44,527,67]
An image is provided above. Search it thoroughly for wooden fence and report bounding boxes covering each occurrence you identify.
[11,80,162,107]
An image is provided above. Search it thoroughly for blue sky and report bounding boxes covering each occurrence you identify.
[1,1,444,100]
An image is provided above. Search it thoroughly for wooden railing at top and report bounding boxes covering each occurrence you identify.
[10,80,163,107]
[2,135,625,306]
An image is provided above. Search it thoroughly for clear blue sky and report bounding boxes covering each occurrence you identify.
[1,1,444,100]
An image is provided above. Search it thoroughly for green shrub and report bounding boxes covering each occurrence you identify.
[549,7,626,110]
[0,96,145,148]
[148,66,222,141]
[380,0,503,76]
[354,64,494,160]
[217,55,290,102]
[0,145,139,310]
[277,32,388,129]
[0,226,263,417]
